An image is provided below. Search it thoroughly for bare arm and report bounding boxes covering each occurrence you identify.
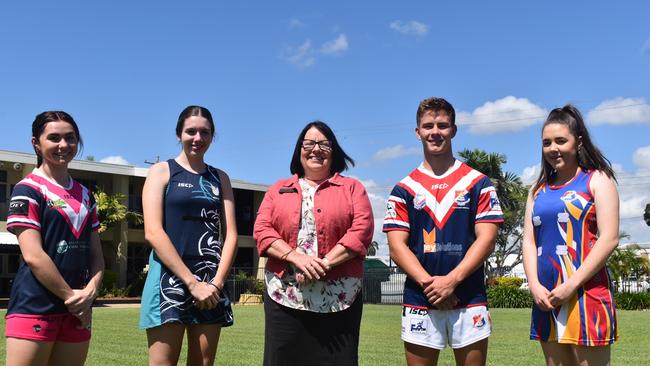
[387,231,432,287]
[426,222,498,306]
[210,170,238,293]
[522,189,553,311]
[143,162,218,309]
[548,172,619,306]
[65,231,105,312]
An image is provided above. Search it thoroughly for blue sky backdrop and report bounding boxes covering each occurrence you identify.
[2,1,649,256]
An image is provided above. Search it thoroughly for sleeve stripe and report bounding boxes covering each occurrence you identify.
[476,211,504,219]
[388,195,406,204]
[11,195,40,206]
[479,186,496,195]
[383,219,409,228]
[7,217,42,227]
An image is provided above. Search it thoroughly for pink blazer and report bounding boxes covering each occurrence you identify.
[254,173,374,279]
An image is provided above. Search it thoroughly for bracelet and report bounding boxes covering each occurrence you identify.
[207,282,222,291]
[280,249,293,261]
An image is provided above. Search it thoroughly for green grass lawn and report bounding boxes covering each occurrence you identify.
[1,305,649,365]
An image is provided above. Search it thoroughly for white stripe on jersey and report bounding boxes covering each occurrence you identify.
[387,195,406,204]
[400,169,483,225]
[476,210,503,220]
[7,217,41,228]
[384,219,409,228]
[480,186,496,195]
[11,195,40,206]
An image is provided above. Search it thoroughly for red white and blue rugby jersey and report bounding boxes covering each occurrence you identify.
[6,170,99,315]
[383,160,503,309]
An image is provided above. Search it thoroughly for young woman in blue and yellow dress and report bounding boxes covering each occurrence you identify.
[139,106,238,366]
[522,105,618,365]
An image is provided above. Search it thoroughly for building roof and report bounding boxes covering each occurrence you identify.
[0,149,268,192]
[0,231,18,246]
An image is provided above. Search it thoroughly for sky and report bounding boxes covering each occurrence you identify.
[1,1,649,259]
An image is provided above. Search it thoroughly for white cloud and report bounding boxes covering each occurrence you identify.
[373,144,420,161]
[100,155,130,165]
[320,34,348,55]
[587,97,650,125]
[457,96,546,135]
[520,164,540,185]
[643,38,650,54]
[281,40,315,68]
[288,18,305,29]
[389,20,429,36]
[633,146,650,170]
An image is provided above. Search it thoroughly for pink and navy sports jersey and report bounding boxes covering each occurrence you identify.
[6,170,99,316]
[383,160,503,309]
[530,169,617,345]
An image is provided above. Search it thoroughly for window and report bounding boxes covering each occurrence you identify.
[234,189,254,236]
[0,170,7,221]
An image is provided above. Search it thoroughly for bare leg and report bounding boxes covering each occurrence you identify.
[49,341,90,366]
[6,337,53,366]
[186,324,222,366]
[572,345,610,366]
[147,323,186,366]
[540,342,574,366]
[452,338,488,366]
[404,341,440,366]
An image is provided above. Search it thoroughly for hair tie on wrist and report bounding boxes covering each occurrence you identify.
[207,282,221,291]
[280,249,293,261]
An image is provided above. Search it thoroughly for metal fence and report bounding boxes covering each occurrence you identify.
[225,266,650,304]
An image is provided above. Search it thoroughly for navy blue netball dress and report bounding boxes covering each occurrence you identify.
[139,159,234,329]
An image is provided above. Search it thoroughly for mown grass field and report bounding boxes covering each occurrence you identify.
[1,305,649,365]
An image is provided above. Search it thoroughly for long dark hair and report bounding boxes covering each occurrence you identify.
[289,121,354,176]
[176,105,215,139]
[32,111,83,167]
[532,104,615,193]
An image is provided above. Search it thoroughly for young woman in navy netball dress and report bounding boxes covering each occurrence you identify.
[523,105,619,365]
[139,106,238,365]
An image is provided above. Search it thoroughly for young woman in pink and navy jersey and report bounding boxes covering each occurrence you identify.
[522,105,619,365]
[5,111,105,366]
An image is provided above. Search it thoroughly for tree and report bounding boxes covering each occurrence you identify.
[644,203,650,226]
[93,188,143,233]
[459,149,528,278]
[607,244,650,292]
[367,241,379,256]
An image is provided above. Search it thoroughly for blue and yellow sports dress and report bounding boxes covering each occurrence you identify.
[139,159,233,329]
[530,169,617,346]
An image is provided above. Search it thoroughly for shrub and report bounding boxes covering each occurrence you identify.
[615,292,650,310]
[487,285,533,308]
[102,270,119,289]
[487,276,524,288]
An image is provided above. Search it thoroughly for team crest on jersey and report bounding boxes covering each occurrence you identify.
[560,190,578,202]
[386,201,397,218]
[473,315,486,328]
[454,190,470,207]
[47,199,67,209]
[413,190,426,210]
[56,240,68,254]
[423,228,436,253]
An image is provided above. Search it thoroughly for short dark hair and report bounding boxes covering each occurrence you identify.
[32,111,83,167]
[289,121,354,176]
[532,104,616,194]
[176,105,215,139]
[416,97,456,126]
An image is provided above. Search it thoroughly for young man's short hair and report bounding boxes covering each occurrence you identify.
[416,97,456,126]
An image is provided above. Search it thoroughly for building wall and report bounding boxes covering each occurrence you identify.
[0,153,267,295]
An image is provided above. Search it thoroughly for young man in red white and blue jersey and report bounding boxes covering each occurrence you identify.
[384,97,503,366]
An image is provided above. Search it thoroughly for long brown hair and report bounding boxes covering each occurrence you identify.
[532,104,615,194]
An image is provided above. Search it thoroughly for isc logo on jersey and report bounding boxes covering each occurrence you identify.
[178,183,194,188]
